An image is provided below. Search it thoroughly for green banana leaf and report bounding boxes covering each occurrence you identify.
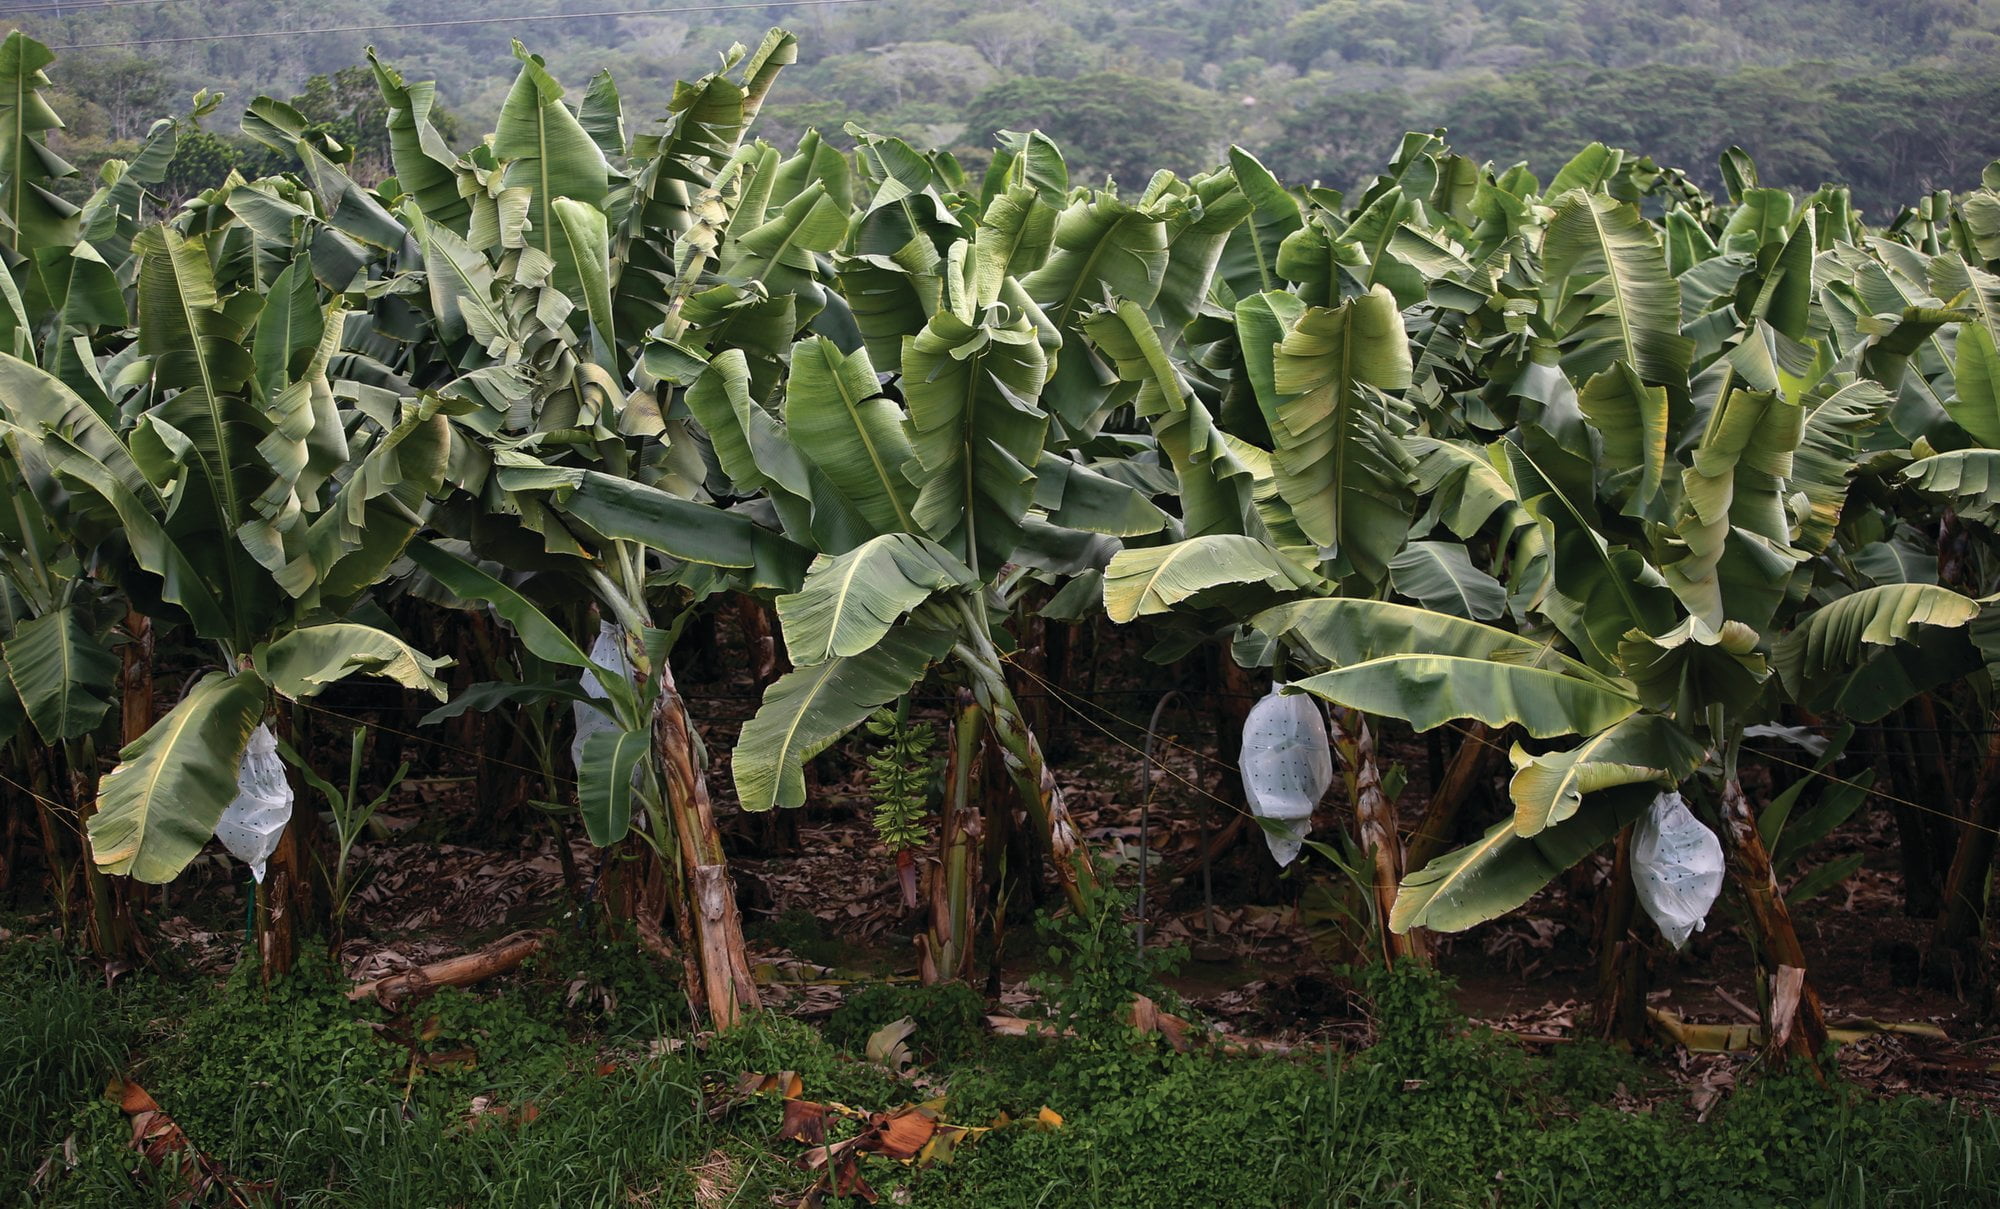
[2,604,117,743]
[776,533,972,665]
[734,626,952,812]
[254,623,451,701]
[89,670,268,883]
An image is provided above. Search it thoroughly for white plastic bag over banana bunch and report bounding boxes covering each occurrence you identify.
[1630,790,1724,949]
[572,620,640,784]
[1239,684,1334,867]
[213,724,293,883]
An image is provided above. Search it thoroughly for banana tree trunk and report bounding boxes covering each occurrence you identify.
[72,740,136,963]
[25,742,81,942]
[1887,701,1955,916]
[1926,725,2000,986]
[257,829,302,980]
[733,594,783,694]
[652,661,760,1027]
[27,729,136,961]
[1331,710,1429,966]
[1595,827,1650,1048]
[958,646,1097,915]
[1405,722,1495,873]
[921,695,984,984]
[258,707,327,981]
[1717,774,1829,1067]
[66,612,160,964]
[1012,598,1053,758]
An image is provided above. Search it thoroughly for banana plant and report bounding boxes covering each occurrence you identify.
[0,419,126,953]
[700,198,1160,911]
[0,33,178,957]
[1095,139,1993,1062]
[592,124,1239,921]
[1085,135,1511,961]
[1280,155,1987,1063]
[360,40,852,1024]
[0,211,451,915]
[1873,185,2000,973]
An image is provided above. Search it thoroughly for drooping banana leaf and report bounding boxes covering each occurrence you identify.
[1217,146,1302,299]
[1391,784,1653,933]
[420,676,590,725]
[776,533,972,665]
[1253,597,1606,683]
[89,670,268,883]
[1291,654,1638,740]
[2,604,117,743]
[1388,541,1506,621]
[1508,714,1704,837]
[556,468,813,590]
[1103,535,1319,623]
[902,303,1049,583]
[1772,583,1982,712]
[1904,448,2000,526]
[494,42,610,290]
[1265,285,1416,583]
[1575,363,1671,521]
[1790,381,1888,553]
[1083,298,1255,539]
[405,540,591,669]
[369,50,473,232]
[783,336,921,536]
[734,626,952,812]
[254,623,451,701]
[1541,190,1691,386]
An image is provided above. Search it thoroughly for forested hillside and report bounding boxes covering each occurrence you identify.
[8,0,2000,219]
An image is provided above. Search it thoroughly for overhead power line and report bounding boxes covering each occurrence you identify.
[40,0,885,51]
[3,0,196,17]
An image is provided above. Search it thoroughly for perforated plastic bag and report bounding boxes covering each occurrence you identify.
[1240,684,1334,867]
[213,724,292,883]
[1631,790,1724,950]
[571,620,638,781]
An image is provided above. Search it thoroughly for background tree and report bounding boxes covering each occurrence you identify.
[960,73,1222,186]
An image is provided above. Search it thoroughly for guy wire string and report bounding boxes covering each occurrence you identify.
[44,0,890,50]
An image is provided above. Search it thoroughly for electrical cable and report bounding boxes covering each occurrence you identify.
[45,0,886,51]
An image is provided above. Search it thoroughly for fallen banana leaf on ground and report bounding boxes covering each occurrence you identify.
[705,1069,805,1119]
[464,1096,541,1131]
[751,961,921,986]
[865,1016,918,1071]
[985,1005,1294,1055]
[1648,1008,1950,1053]
[780,1097,827,1145]
[105,1076,271,1207]
[726,1071,1058,1205]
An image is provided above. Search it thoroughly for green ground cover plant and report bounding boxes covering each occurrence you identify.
[7,931,1994,1208]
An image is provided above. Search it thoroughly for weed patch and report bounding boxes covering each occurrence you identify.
[8,941,1995,1208]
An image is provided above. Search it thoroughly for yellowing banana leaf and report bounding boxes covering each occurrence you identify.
[89,670,268,883]
[1103,535,1319,624]
[1509,714,1704,837]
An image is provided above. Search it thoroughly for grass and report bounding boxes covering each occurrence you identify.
[0,938,138,1192]
[4,926,1996,1209]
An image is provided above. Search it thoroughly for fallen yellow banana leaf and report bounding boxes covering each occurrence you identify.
[1648,1008,1949,1053]
[750,961,921,986]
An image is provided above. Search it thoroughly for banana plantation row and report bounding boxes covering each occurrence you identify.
[3,26,1999,1070]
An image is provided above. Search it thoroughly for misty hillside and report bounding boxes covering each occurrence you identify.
[7,0,2000,210]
